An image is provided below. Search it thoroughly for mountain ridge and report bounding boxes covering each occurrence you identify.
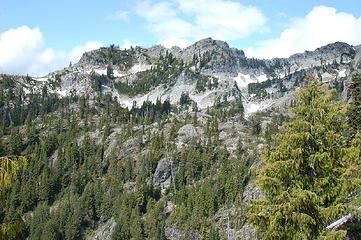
[1,38,360,117]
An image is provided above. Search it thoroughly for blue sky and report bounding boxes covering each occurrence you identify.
[1,0,361,76]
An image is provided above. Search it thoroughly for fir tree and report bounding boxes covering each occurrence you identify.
[347,73,361,135]
[248,81,361,240]
[0,156,27,239]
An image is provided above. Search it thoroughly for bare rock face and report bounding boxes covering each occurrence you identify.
[165,227,185,240]
[181,37,244,60]
[153,158,178,190]
[165,227,200,240]
[113,137,140,160]
[104,128,140,160]
[177,124,198,138]
[87,217,116,240]
[77,129,102,145]
[242,183,264,203]
[286,42,355,71]
[123,181,137,193]
[103,127,122,158]
[236,223,259,240]
[153,158,171,188]
[177,124,204,144]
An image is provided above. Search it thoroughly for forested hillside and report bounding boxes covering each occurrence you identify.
[0,39,360,240]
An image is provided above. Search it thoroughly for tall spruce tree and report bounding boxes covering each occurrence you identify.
[0,156,27,239]
[248,80,361,240]
[347,73,361,135]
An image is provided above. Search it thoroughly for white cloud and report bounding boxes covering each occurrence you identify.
[120,39,134,49]
[157,38,192,48]
[245,6,361,59]
[106,10,129,21]
[0,26,102,76]
[69,41,103,63]
[136,0,266,47]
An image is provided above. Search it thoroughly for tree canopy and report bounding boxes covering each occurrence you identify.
[248,80,361,240]
[1,156,27,239]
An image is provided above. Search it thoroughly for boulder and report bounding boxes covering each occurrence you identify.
[153,158,172,189]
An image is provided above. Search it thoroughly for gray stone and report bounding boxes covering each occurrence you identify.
[177,124,204,143]
[87,218,116,240]
[165,227,200,240]
[242,183,264,203]
[153,158,174,189]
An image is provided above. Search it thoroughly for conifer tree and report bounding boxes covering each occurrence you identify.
[248,80,361,240]
[0,156,27,239]
[347,73,361,135]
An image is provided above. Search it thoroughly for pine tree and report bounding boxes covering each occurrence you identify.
[248,81,361,240]
[0,156,27,239]
[347,73,361,135]
[107,63,114,79]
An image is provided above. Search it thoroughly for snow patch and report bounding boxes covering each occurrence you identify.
[23,88,31,95]
[130,64,152,74]
[86,69,107,75]
[246,103,262,115]
[244,101,272,117]
[321,72,334,83]
[56,89,67,97]
[234,73,268,88]
[338,69,346,78]
[33,77,48,82]
[116,75,216,110]
[94,69,107,75]
[257,74,267,82]
[85,64,152,78]
[234,73,252,88]
[113,70,125,78]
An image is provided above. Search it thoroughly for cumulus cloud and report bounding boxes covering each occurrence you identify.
[157,38,192,48]
[136,0,267,48]
[106,10,129,21]
[120,39,134,49]
[69,41,103,63]
[0,26,102,76]
[245,6,361,59]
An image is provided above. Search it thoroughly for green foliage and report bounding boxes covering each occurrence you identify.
[0,220,26,240]
[114,52,184,96]
[195,74,218,93]
[90,72,108,92]
[169,142,250,234]
[107,64,114,79]
[180,92,191,106]
[227,97,244,119]
[0,156,27,188]
[84,46,136,71]
[248,81,361,240]
[0,156,27,239]
[247,79,277,99]
[347,73,361,134]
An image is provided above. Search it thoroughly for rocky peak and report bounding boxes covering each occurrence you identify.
[144,38,245,63]
[182,37,244,59]
[314,42,354,54]
[146,44,169,58]
[288,42,354,64]
[187,37,229,51]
